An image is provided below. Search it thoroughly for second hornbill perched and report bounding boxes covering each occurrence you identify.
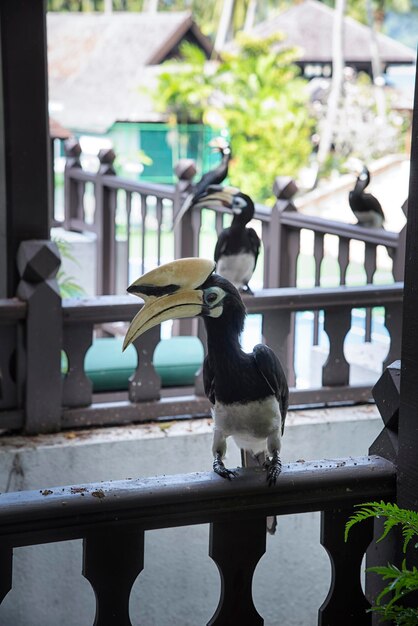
[174,137,232,227]
[348,164,385,228]
[123,258,288,501]
[181,186,261,294]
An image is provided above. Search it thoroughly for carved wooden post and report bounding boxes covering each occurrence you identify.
[173,159,197,336]
[62,323,94,408]
[367,362,400,621]
[83,526,144,626]
[129,325,161,402]
[173,158,196,261]
[262,309,296,386]
[319,507,373,625]
[0,308,19,410]
[391,199,407,282]
[16,241,62,433]
[322,306,351,387]
[208,517,266,625]
[95,148,117,295]
[265,176,298,288]
[63,138,83,230]
[0,547,13,604]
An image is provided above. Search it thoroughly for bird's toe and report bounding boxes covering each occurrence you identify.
[267,457,282,486]
[213,457,238,480]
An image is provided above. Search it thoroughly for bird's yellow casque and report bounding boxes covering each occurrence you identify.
[123,258,218,351]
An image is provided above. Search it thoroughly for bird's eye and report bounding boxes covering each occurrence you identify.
[204,287,223,307]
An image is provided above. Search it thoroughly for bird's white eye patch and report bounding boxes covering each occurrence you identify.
[231,196,246,214]
[203,287,225,307]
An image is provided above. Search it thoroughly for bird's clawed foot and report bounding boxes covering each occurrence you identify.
[264,451,282,486]
[213,453,238,480]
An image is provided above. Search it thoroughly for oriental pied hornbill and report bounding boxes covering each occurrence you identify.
[178,187,261,294]
[123,258,288,494]
[174,137,232,228]
[348,164,385,228]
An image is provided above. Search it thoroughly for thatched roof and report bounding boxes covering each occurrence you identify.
[47,11,213,133]
[237,0,415,69]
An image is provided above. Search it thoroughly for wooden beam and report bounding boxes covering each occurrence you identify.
[398,53,418,511]
[0,0,51,297]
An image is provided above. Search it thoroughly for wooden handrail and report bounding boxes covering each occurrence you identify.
[0,455,395,544]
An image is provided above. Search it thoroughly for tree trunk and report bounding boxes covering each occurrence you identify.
[244,0,257,32]
[315,0,346,182]
[366,0,387,122]
[214,0,235,52]
[144,0,159,12]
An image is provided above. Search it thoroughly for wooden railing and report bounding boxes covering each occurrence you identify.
[0,455,397,625]
[0,238,403,434]
[60,142,405,300]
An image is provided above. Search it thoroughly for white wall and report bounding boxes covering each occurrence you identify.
[0,405,381,626]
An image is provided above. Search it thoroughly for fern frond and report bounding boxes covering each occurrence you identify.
[345,501,418,552]
[368,561,418,609]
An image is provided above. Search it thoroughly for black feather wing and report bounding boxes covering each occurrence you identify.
[203,355,215,404]
[214,229,230,262]
[247,227,261,265]
[253,344,289,434]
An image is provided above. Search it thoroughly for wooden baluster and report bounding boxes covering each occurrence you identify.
[62,323,94,407]
[0,324,17,409]
[262,309,295,386]
[313,233,324,345]
[215,211,223,237]
[0,547,12,605]
[338,238,350,286]
[364,244,377,342]
[156,197,163,266]
[83,527,144,626]
[64,139,83,230]
[383,302,403,371]
[194,318,207,396]
[319,507,373,625]
[96,149,117,295]
[261,220,270,289]
[173,158,196,262]
[322,307,351,386]
[129,324,161,402]
[140,195,147,275]
[126,192,132,285]
[191,207,202,257]
[208,517,266,626]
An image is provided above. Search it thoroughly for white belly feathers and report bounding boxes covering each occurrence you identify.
[212,396,282,455]
[216,252,255,288]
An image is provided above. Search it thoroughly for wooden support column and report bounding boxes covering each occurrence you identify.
[398,52,418,514]
[0,0,51,297]
[17,240,62,434]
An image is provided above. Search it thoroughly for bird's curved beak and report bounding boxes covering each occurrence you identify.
[344,157,363,176]
[123,258,215,351]
[189,186,239,212]
[173,186,239,231]
[208,136,230,152]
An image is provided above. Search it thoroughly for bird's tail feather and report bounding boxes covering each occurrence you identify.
[241,449,277,536]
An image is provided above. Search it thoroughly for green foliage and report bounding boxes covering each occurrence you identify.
[153,43,213,123]
[152,35,314,203]
[345,501,418,624]
[54,238,86,298]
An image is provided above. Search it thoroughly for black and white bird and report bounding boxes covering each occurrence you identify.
[174,137,231,229]
[123,258,288,531]
[181,187,261,293]
[348,164,385,228]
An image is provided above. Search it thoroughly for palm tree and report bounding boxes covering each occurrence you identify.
[315,0,346,181]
